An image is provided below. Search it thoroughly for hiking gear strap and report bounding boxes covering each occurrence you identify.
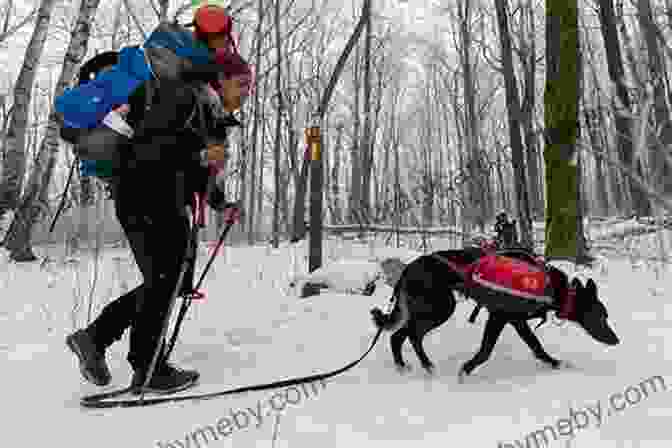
[467,304,482,323]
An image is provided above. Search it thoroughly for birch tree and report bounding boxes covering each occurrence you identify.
[0,0,57,246]
[5,0,102,261]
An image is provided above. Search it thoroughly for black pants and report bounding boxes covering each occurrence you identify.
[87,172,194,373]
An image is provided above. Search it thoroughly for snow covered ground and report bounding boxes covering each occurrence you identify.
[1,223,671,448]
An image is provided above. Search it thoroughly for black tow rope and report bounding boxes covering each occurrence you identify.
[80,201,384,409]
[80,327,383,408]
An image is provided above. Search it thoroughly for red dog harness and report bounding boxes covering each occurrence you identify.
[466,255,553,304]
[433,252,577,320]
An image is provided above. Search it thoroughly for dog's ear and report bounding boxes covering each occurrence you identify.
[586,278,597,296]
[570,277,583,290]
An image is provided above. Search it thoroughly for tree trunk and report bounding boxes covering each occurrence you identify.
[584,108,610,216]
[458,0,486,233]
[522,0,543,219]
[111,0,124,50]
[289,0,372,236]
[495,141,510,213]
[247,0,263,244]
[5,0,101,262]
[158,0,168,21]
[280,130,294,236]
[271,0,281,247]
[544,0,581,261]
[421,99,434,227]
[331,123,343,224]
[494,0,533,250]
[360,6,373,223]
[256,76,267,239]
[597,0,648,216]
[583,24,613,216]
[0,0,57,240]
[394,120,401,246]
[349,43,362,224]
[237,106,248,234]
[290,146,309,241]
[636,0,672,195]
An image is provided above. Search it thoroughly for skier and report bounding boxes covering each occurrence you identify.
[66,5,241,395]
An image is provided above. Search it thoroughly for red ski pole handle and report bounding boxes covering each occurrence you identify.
[193,193,207,228]
[223,204,241,224]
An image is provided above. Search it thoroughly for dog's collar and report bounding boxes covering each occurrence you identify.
[557,287,577,320]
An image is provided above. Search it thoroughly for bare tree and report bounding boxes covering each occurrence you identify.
[494,0,533,249]
[596,0,648,216]
[359,0,373,222]
[0,0,57,247]
[247,0,264,244]
[271,0,281,247]
[635,0,672,195]
[0,1,38,45]
[4,0,103,261]
[455,0,488,233]
[518,0,543,219]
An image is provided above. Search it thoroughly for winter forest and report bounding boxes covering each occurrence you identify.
[0,0,666,258]
[0,0,670,447]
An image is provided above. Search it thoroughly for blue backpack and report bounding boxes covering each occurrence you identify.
[55,22,213,180]
[50,21,235,234]
[56,47,151,129]
[55,46,151,180]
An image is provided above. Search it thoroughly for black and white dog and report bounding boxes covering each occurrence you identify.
[371,247,619,381]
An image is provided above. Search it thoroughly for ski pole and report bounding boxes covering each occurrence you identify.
[163,204,241,362]
[138,206,198,398]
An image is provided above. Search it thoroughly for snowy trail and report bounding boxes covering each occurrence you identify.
[1,233,671,447]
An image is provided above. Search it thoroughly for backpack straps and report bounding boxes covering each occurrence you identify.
[144,75,156,114]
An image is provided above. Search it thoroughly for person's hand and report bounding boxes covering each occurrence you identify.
[219,79,242,112]
[206,143,230,163]
[114,104,130,115]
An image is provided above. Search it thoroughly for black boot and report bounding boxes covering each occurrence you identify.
[130,361,199,395]
[66,329,112,386]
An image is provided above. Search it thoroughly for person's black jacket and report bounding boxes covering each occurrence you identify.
[62,50,235,210]
[122,73,232,208]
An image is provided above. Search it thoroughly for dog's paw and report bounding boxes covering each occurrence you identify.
[395,363,412,374]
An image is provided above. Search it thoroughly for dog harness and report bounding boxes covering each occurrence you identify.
[432,252,577,320]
